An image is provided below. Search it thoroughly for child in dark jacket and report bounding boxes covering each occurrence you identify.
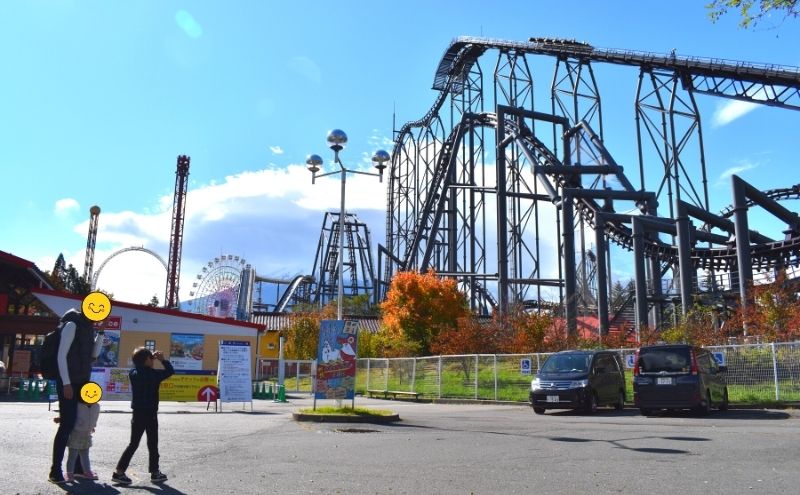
[111,348,175,485]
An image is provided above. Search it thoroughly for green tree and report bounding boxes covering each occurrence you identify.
[707,0,799,27]
[283,313,322,360]
[147,295,160,307]
[64,264,91,295]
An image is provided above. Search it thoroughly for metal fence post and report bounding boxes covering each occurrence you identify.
[494,354,498,401]
[385,358,389,392]
[366,358,370,391]
[474,355,479,400]
[438,356,442,398]
[771,342,780,400]
[411,358,417,393]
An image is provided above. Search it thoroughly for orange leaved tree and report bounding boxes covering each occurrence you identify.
[380,270,469,356]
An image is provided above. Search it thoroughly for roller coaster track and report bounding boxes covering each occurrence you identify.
[275,274,314,313]
[435,36,800,110]
[385,36,800,325]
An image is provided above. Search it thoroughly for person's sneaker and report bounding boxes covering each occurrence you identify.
[65,472,75,482]
[111,471,132,485]
[75,470,98,480]
[48,471,66,484]
[150,471,168,483]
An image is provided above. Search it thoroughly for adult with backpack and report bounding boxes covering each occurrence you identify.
[48,307,104,485]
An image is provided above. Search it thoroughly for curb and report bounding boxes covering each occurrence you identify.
[292,412,401,423]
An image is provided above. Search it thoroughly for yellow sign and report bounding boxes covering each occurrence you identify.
[159,372,218,402]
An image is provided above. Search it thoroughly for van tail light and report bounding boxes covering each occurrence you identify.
[690,349,699,375]
[633,350,640,376]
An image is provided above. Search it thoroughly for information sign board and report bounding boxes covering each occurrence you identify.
[218,341,252,403]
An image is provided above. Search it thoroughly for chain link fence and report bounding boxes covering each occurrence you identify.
[356,342,800,404]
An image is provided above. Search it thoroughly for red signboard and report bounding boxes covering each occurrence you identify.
[94,316,121,330]
[197,385,219,402]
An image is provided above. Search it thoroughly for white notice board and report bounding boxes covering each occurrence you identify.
[218,341,252,404]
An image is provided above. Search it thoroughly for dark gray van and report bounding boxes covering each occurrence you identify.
[529,350,626,415]
[633,344,729,415]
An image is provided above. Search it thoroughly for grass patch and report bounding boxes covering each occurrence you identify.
[298,406,394,417]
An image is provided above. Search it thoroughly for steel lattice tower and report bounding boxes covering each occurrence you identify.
[310,211,376,310]
[165,155,190,309]
[82,205,101,283]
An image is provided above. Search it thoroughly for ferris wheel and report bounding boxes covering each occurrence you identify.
[188,255,247,318]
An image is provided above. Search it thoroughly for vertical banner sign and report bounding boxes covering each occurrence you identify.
[218,341,252,402]
[315,320,359,400]
[170,333,205,370]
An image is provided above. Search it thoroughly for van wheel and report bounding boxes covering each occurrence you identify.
[693,391,711,416]
[719,388,729,412]
[584,391,598,414]
[614,390,625,411]
[533,407,546,415]
[639,407,652,416]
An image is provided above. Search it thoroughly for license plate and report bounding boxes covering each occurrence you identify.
[657,377,673,385]
[546,395,560,403]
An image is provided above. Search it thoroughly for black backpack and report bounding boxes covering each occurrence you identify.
[39,312,84,380]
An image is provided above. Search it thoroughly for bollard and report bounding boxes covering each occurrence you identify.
[18,379,28,400]
[274,384,287,403]
[266,383,274,400]
[47,381,57,400]
[28,379,38,401]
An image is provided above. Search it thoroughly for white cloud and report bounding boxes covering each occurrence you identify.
[716,162,758,186]
[54,198,80,216]
[288,56,321,84]
[712,95,764,128]
[269,146,284,155]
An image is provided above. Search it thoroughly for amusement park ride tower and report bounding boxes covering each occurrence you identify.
[165,155,190,309]
[82,205,101,284]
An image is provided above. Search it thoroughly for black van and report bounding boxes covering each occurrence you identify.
[633,344,729,415]
[529,350,626,415]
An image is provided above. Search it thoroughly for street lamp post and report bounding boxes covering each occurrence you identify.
[307,129,390,320]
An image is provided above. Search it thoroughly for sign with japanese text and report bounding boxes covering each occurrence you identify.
[90,368,218,402]
[218,341,252,403]
[170,333,205,370]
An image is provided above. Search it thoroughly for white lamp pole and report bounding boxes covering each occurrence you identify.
[307,130,390,320]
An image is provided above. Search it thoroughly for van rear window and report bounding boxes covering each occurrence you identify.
[638,348,691,373]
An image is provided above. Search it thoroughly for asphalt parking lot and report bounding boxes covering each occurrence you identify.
[3,396,799,494]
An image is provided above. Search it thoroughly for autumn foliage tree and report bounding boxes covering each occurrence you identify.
[728,272,800,342]
[379,270,469,356]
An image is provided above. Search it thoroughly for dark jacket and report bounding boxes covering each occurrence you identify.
[62,309,96,385]
[129,360,175,411]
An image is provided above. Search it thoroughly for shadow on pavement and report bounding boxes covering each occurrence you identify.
[641,409,791,420]
[51,478,188,494]
[542,407,791,420]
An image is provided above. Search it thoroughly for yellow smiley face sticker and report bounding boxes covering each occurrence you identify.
[81,292,112,322]
[80,382,103,404]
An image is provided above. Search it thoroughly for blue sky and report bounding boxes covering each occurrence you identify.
[2,1,799,304]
